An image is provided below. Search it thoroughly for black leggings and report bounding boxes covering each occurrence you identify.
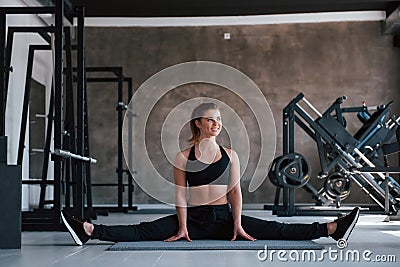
[91,204,328,242]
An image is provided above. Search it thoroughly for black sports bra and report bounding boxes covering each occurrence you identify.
[185,145,231,187]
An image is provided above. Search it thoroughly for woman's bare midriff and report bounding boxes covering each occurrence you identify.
[188,185,228,206]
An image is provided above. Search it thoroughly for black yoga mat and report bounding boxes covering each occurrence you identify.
[108,240,324,251]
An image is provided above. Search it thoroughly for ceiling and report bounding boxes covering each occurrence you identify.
[69,0,400,17]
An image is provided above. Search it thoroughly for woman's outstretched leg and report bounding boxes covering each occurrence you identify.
[242,207,359,241]
[241,215,329,240]
[61,211,179,245]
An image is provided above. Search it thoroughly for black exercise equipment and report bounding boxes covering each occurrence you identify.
[323,172,352,208]
[3,1,138,231]
[1,1,89,231]
[269,93,400,216]
[269,152,311,188]
[354,126,400,220]
[268,156,282,188]
[72,67,137,214]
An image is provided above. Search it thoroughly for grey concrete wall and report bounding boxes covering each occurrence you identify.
[84,21,400,205]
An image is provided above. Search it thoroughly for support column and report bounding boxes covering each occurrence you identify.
[54,0,65,225]
[0,10,6,140]
[0,11,22,249]
[117,68,123,209]
[76,5,86,219]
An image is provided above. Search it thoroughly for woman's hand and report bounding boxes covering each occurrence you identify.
[231,225,256,241]
[164,227,192,242]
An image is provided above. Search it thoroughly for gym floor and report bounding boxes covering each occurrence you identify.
[0,206,399,267]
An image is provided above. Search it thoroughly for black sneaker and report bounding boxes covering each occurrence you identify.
[330,207,360,242]
[61,211,90,246]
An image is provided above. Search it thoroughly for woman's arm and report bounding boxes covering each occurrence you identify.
[164,152,192,242]
[228,150,255,241]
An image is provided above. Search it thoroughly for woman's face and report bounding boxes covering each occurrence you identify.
[195,109,222,138]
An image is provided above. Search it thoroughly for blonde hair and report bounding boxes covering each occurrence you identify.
[188,102,219,144]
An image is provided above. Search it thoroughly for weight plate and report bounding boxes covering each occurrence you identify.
[268,156,283,188]
[324,172,351,200]
[274,152,311,188]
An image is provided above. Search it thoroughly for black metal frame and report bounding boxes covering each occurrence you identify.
[271,93,400,216]
[74,67,136,213]
[4,3,137,230]
[18,45,54,211]
[0,1,90,230]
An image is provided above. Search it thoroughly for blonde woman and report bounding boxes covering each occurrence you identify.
[62,103,359,245]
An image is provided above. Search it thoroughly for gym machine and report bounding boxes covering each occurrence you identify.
[73,66,137,214]
[1,1,91,230]
[3,1,138,231]
[16,52,136,227]
[268,93,400,216]
[0,0,74,241]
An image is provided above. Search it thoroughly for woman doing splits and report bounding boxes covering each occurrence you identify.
[61,102,359,246]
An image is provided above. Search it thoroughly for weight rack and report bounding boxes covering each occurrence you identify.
[73,67,137,214]
[1,0,83,231]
